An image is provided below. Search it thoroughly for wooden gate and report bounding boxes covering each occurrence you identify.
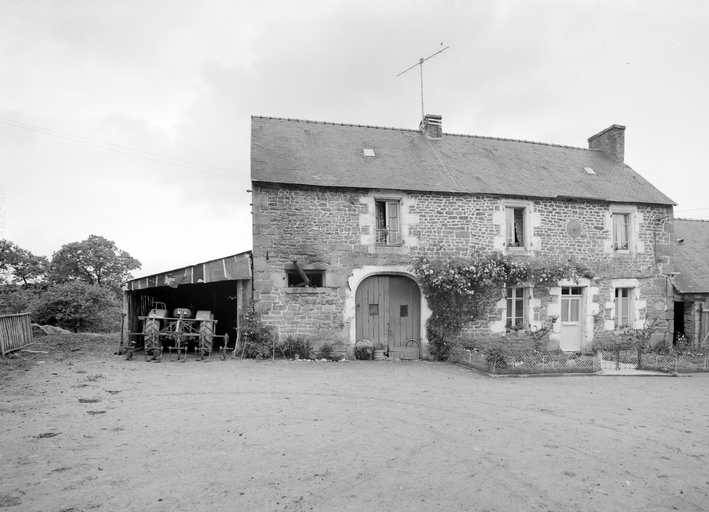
[0,313,33,357]
[355,275,420,357]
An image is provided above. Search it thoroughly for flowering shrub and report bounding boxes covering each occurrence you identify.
[238,311,277,359]
[411,252,593,360]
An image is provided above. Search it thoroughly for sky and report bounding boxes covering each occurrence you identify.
[1,0,708,279]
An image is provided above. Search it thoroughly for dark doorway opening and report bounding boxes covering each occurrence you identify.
[673,302,686,345]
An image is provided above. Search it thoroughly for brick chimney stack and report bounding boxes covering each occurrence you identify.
[588,124,626,164]
[419,114,442,139]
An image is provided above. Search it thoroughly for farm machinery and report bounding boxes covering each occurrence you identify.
[131,302,228,362]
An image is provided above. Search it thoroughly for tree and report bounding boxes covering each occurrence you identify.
[32,281,121,332]
[0,239,49,286]
[49,235,141,291]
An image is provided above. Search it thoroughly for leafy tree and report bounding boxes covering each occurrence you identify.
[32,281,121,332]
[49,235,141,291]
[0,239,49,286]
[0,284,41,315]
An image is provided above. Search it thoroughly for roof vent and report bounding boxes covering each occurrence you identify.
[363,148,375,157]
[584,167,596,175]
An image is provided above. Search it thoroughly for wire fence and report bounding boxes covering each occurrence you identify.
[461,349,599,375]
[601,349,709,373]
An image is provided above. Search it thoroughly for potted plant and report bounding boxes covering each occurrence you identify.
[372,342,385,361]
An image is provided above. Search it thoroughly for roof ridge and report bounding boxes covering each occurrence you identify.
[251,115,419,133]
[252,115,588,150]
[443,131,587,151]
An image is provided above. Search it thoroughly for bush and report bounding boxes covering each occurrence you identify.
[0,284,41,315]
[318,342,334,359]
[238,311,277,359]
[279,335,310,358]
[32,282,120,332]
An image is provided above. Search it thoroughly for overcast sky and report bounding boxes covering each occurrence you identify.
[1,0,708,278]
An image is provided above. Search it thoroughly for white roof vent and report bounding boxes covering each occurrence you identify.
[363,148,375,157]
[583,167,596,175]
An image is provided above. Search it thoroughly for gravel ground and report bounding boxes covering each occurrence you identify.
[1,333,708,511]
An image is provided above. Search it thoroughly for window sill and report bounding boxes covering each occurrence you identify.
[505,248,532,256]
[284,287,329,294]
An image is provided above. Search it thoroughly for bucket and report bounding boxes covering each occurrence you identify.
[372,349,385,361]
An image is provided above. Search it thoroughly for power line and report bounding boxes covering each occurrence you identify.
[0,117,250,182]
[675,207,709,212]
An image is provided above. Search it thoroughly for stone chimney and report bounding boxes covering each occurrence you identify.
[588,124,625,163]
[419,114,442,139]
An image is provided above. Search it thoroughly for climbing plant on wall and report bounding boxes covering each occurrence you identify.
[411,252,594,360]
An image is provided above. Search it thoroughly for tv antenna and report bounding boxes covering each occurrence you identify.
[397,45,449,118]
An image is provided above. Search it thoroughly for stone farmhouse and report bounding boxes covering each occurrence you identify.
[250,114,676,358]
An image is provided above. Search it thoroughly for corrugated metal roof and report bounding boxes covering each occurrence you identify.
[672,220,709,294]
[251,116,676,205]
[125,251,251,291]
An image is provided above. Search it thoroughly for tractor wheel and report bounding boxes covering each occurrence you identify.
[143,319,160,360]
[199,321,215,359]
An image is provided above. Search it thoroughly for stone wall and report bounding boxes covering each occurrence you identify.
[252,182,674,351]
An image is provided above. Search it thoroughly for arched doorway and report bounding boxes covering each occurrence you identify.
[355,274,421,356]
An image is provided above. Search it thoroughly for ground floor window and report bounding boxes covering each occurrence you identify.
[286,269,325,287]
[506,287,526,329]
[615,288,633,328]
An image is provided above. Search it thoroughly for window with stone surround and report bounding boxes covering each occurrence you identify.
[613,213,630,251]
[506,207,526,249]
[614,287,633,328]
[375,199,401,245]
[506,287,527,329]
[610,206,636,253]
[286,269,325,288]
[501,201,531,251]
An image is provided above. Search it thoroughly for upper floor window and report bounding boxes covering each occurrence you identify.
[613,213,630,251]
[506,287,527,329]
[615,288,633,328]
[505,206,526,249]
[609,206,637,254]
[375,200,401,245]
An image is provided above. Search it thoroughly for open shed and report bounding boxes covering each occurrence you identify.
[123,251,252,352]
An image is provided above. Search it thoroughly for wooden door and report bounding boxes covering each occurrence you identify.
[355,275,420,353]
[560,287,583,352]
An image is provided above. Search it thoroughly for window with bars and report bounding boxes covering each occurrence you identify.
[615,288,633,328]
[506,287,527,329]
[375,200,401,245]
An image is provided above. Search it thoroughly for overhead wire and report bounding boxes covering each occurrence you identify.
[0,117,250,182]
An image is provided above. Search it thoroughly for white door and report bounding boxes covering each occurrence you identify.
[560,287,583,351]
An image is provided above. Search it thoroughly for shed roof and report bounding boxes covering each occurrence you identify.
[125,252,251,291]
[251,116,675,206]
[672,219,709,294]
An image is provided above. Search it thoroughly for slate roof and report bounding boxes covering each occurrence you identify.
[672,219,709,294]
[251,116,675,205]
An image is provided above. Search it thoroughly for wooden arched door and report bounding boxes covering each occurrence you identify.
[355,275,420,354]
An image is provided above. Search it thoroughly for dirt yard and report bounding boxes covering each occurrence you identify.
[1,334,708,512]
